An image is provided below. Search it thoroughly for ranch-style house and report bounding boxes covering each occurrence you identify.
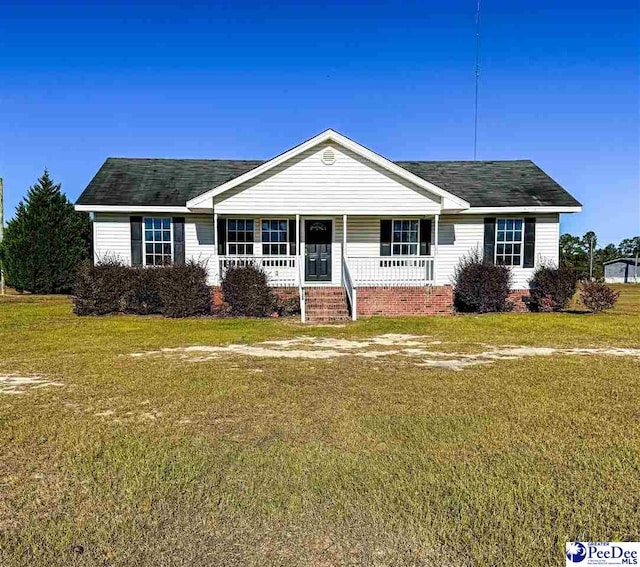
[76,129,582,322]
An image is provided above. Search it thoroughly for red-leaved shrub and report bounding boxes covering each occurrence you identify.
[221,264,277,317]
[580,282,619,313]
[74,259,210,317]
[453,249,513,313]
[528,265,578,312]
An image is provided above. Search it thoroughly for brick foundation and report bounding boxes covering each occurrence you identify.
[507,289,530,313]
[211,285,531,317]
[356,286,454,317]
[211,286,299,312]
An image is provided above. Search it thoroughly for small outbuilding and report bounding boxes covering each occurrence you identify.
[604,258,639,284]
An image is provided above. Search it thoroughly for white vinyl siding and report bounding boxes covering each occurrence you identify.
[215,142,441,215]
[93,214,132,264]
[91,213,562,289]
[435,214,560,287]
[184,215,216,283]
[343,216,436,258]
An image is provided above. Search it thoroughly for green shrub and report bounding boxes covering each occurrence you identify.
[528,265,578,312]
[580,282,620,313]
[158,261,211,318]
[221,264,277,317]
[453,250,513,313]
[73,258,131,316]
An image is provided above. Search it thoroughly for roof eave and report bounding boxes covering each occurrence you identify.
[75,204,191,213]
[460,205,582,214]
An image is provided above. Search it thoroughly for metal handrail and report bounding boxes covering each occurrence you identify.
[342,256,357,321]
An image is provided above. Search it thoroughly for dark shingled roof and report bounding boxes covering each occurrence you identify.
[77,158,264,207]
[76,157,581,208]
[396,160,581,208]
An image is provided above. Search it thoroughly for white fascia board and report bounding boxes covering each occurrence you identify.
[75,205,191,213]
[459,206,582,214]
[186,129,470,210]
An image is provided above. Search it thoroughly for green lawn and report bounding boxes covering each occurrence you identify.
[0,286,639,566]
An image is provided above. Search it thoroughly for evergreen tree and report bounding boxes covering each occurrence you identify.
[0,170,91,293]
[619,236,640,258]
[560,233,588,275]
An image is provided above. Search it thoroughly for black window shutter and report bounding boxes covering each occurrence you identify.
[523,218,536,268]
[419,219,432,256]
[380,220,392,256]
[288,219,297,255]
[217,218,226,255]
[131,216,143,265]
[173,217,185,264]
[483,218,496,264]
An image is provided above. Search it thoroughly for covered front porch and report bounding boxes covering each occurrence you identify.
[209,214,440,321]
[217,254,436,288]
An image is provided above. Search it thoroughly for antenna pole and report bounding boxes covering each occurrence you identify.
[0,178,4,295]
[473,0,481,160]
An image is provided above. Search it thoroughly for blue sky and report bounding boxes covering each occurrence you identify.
[1,0,638,244]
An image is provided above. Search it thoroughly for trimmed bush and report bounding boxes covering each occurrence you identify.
[73,258,131,316]
[528,265,578,312]
[73,260,210,317]
[158,261,211,318]
[221,264,277,317]
[453,249,513,313]
[276,294,301,317]
[580,282,620,313]
[126,267,163,315]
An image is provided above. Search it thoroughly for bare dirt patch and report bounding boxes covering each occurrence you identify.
[0,375,63,395]
[129,334,640,371]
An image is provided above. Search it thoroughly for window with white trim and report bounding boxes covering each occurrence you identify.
[261,219,288,255]
[144,217,172,265]
[392,219,419,255]
[496,218,523,266]
[227,219,254,255]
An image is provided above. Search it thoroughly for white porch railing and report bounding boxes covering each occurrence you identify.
[348,256,435,287]
[219,256,298,287]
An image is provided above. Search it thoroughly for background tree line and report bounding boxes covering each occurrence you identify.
[560,231,640,280]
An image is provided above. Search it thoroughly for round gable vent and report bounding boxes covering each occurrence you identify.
[321,148,336,165]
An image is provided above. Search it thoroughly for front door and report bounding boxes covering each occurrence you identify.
[305,219,332,282]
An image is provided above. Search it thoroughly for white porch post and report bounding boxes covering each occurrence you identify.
[342,213,348,261]
[296,214,301,285]
[433,213,439,285]
[297,214,305,323]
[213,210,219,285]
